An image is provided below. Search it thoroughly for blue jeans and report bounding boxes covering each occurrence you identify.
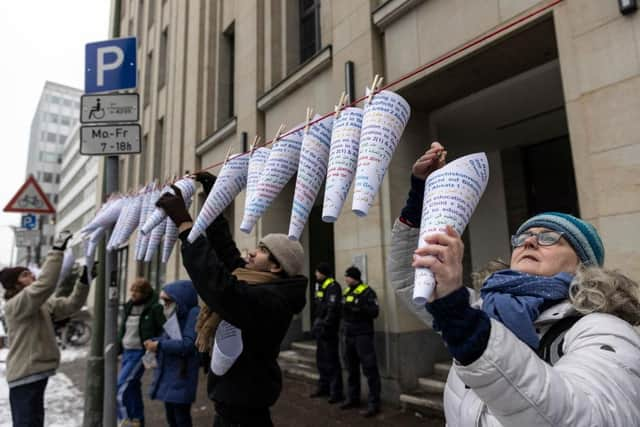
[117,349,146,422]
[9,377,48,427]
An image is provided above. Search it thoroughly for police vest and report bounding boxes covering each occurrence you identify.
[343,283,368,303]
[315,278,334,299]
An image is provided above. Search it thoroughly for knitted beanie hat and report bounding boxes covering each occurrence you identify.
[345,266,362,282]
[0,266,29,290]
[260,234,304,277]
[315,262,332,277]
[516,212,604,266]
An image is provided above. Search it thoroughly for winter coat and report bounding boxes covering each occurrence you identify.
[180,214,307,410]
[150,280,200,404]
[4,250,90,384]
[312,278,342,339]
[342,283,379,336]
[118,291,165,349]
[389,219,640,426]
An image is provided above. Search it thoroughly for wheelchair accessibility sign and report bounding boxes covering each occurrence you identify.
[80,93,139,124]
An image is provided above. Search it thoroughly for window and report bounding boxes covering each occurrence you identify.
[144,51,153,107]
[148,0,155,29]
[73,101,80,109]
[49,95,61,104]
[61,117,71,126]
[158,29,168,89]
[49,113,58,123]
[59,135,66,144]
[299,0,321,63]
[55,174,60,184]
[218,23,235,124]
[63,99,72,107]
[46,132,57,142]
[43,172,53,183]
[39,152,58,163]
[137,0,144,42]
[153,118,164,179]
[138,135,148,183]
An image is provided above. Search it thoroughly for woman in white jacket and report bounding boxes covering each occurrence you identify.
[391,143,640,426]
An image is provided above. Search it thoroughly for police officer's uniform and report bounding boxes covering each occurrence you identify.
[311,277,344,400]
[341,279,381,411]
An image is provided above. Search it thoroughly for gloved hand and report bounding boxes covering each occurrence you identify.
[80,262,99,285]
[156,184,192,226]
[52,231,73,251]
[194,172,217,196]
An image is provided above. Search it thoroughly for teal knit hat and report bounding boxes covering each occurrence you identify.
[516,212,604,266]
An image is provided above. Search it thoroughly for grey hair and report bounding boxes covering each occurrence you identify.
[569,266,640,326]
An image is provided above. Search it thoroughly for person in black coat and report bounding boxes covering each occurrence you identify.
[339,266,381,418]
[156,174,308,427]
[309,262,344,403]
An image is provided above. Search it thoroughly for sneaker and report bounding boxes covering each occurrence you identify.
[309,390,329,398]
[328,395,345,404]
[339,401,361,410]
[362,406,380,418]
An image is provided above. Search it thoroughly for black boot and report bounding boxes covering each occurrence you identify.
[339,400,361,410]
[309,390,329,398]
[362,405,380,418]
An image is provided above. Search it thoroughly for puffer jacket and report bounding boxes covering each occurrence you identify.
[389,219,640,426]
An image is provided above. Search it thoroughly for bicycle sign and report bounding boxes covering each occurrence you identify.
[3,175,55,214]
[80,93,139,124]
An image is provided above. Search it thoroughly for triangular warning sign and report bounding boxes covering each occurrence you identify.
[3,175,56,214]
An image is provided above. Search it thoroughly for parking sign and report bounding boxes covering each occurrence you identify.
[85,37,137,93]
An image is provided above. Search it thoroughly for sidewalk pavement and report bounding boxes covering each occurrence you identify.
[59,356,444,426]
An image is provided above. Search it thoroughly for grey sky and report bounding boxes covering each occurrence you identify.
[0,1,111,266]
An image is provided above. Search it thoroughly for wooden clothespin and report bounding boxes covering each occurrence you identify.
[304,107,313,134]
[367,74,384,105]
[223,138,234,165]
[334,92,346,119]
[249,135,261,156]
[272,124,286,145]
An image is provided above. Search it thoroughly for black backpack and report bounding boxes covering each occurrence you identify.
[536,315,582,365]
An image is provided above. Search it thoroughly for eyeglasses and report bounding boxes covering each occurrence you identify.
[510,231,565,248]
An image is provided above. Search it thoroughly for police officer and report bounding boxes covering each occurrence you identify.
[309,262,344,403]
[339,266,381,418]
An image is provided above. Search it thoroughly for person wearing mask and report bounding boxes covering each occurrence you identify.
[145,280,200,427]
[1,232,92,427]
[117,278,165,427]
[340,266,381,417]
[391,142,640,426]
[309,262,344,403]
[155,173,308,427]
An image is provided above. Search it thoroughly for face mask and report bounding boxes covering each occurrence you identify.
[163,302,176,318]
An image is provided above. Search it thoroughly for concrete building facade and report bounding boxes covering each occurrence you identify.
[111,0,640,404]
[17,81,82,266]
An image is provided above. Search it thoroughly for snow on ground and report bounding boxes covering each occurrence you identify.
[0,347,85,427]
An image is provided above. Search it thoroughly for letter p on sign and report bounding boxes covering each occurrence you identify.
[85,37,137,93]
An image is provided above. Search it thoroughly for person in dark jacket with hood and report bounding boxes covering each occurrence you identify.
[155,172,308,427]
[144,280,200,427]
[117,278,165,427]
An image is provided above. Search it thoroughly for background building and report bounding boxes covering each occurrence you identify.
[110,0,640,410]
[17,81,82,266]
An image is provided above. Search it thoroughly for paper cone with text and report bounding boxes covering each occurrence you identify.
[144,217,167,262]
[85,227,105,274]
[288,115,334,240]
[240,147,271,232]
[56,248,76,288]
[136,190,160,261]
[211,320,243,376]
[187,154,249,243]
[322,107,363,222]
[240,126,305,233]
[413,153,489,305]
[114,193,142,247]
[107,197,132,251]
[162,197,192,263]
[141,178,195,235]
[352,90,410,217]
[82,197,124,235]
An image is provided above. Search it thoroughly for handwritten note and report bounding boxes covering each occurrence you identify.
[322,107,363,222]
[144,217,167,262]
[352,90,410,217]
[288,115,334,240]
[240,147,271,233]
[211,320,243,376]
[163,313,183,341]
[187,154,249,243]
[142,178,195,235]
[413,153,489,305]
[135,189,159,261]
[240,126,304,234]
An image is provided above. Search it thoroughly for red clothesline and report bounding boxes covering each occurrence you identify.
[183,0,563,177]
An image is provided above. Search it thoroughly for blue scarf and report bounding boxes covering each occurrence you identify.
[480,270,573,349]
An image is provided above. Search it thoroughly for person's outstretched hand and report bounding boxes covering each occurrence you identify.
[52,231,73,251]
[412,142,447,180]
[156,185,192,227]
[194,172,217,196]
[412,225,464,302]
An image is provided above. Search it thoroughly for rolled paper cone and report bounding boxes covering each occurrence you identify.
[141,178,195,234]
[188,154,249,243]
[85,227,105,274]
[144,218,167,262]
[136,190,160,261]
[413,153,489,305]
[288,115,334,240]
[133,191,152,260]
[56,248,76,288]
[107,199,131,251]
[322,107,364,223]
[240,126,305,234]
[211,320,243,376]
[241,147,271,231]
[352,90,411,217]
[162,197,191,263]
[114,194,142,247]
